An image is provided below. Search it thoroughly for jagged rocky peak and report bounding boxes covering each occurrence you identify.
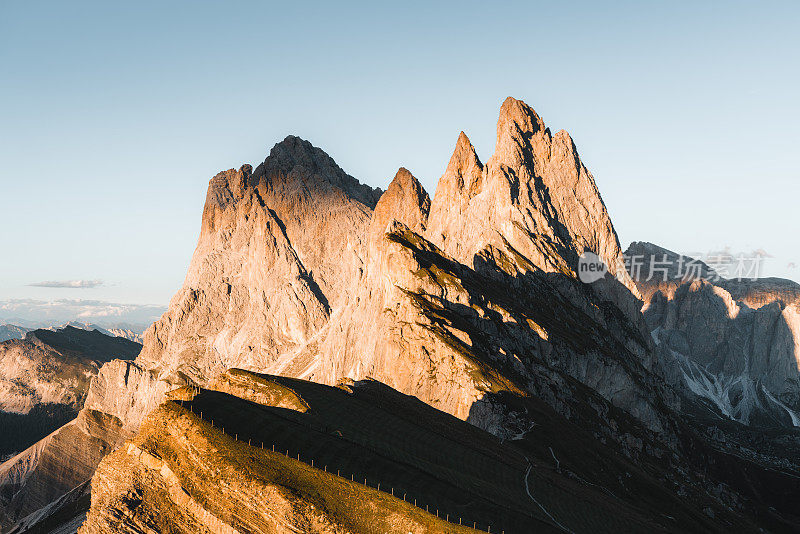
[201,165,253,235]
[138,134,387,382]
[442,131,484,197]
[253,134,382,208]
[369,167,430,237]
[427,96,638,306]
[201,135,383,234]
[492,95,547,163]
[426,132,483,244]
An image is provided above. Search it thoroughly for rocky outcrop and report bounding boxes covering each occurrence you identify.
[0,409,126,529]
[0,328,140,527]
[428,100,632,286]
[0,327,141,416]
[626,242,800,427]
[67,100,663,440]
[0,326,141,468]
[134,98,658,429]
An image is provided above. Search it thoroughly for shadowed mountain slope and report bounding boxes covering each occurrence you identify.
[0,327,141,462]
[626,242,800,428]
[81,370,685,534]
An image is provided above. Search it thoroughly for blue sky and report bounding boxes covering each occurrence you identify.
[0,1,798,321]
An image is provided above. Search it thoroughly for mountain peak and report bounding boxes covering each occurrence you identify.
[370,167,430,236]
[253,135,382,209]
[443,131,483,191]
[496,97,546,143]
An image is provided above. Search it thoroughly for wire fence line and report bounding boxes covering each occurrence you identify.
[175,397,505,534]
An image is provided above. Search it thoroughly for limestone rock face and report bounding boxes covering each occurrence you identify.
[627,242,800,427]
[89,100,662,434]
[428,99,638,295]
[136,136,381,384]
[0,327,141,415]
[0,319,140,528]
[84,360,174,431]
[34,98,669,458]
[0,409,126,529]
[369,167,430,237]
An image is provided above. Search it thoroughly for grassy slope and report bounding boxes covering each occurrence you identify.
[98,371,671,533]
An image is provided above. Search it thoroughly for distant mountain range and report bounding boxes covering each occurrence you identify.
[627,242,800,429]
[0,325,28,343]
[0,321,147,344]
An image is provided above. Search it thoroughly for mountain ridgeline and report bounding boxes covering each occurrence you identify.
[2,97,799,533]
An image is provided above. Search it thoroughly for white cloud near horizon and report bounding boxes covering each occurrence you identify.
[28,279,104,288]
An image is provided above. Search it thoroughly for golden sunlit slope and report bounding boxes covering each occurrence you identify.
[80,370,661,533]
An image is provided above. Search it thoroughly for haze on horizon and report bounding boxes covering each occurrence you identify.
[1,1,798,324]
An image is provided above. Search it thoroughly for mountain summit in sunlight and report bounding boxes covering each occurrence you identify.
[3,98,799,533]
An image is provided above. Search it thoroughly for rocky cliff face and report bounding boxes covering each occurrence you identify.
[109,98,660,434]
[0,326,141,416]
[0,328,140,527]
[626,242,800,428]
[0,327,140,458]
[136,136,380,382]
[5,98,800,533]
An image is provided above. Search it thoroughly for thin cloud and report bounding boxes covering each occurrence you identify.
[28,279,104,289]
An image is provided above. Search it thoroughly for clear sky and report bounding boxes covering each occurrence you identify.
[1,1,798,323]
